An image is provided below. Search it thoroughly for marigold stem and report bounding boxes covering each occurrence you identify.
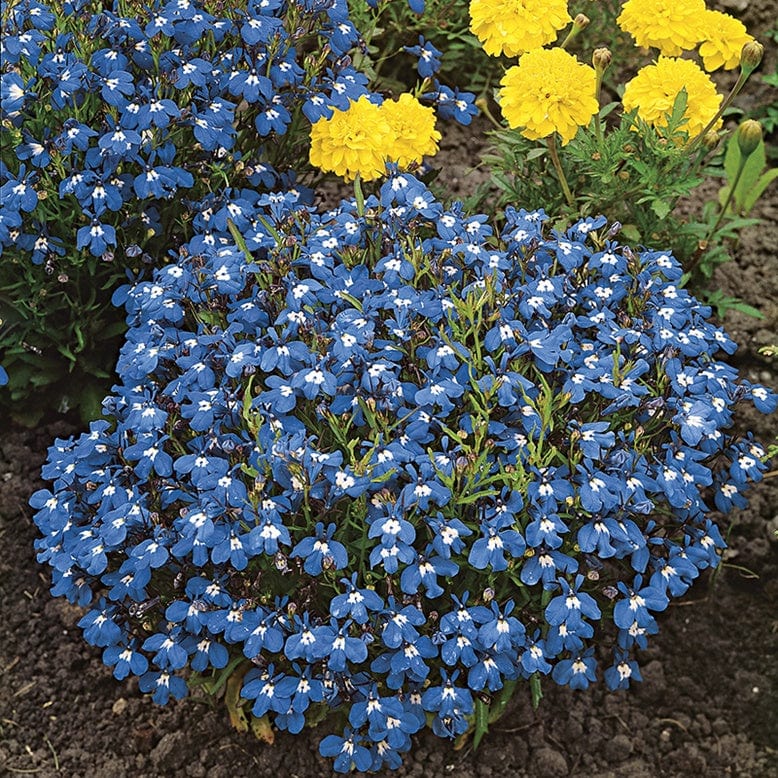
[687,70,749,152]
[547,134,575,207]
[707,153,748,239]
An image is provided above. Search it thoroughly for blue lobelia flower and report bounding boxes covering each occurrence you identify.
[290,522,348,575]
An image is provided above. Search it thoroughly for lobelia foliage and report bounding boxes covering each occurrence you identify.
[0,0,472,419]
[32,172,776,772]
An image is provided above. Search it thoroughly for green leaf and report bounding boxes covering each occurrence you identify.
[472,698,490,751]
[530,673,543,709]
[620,224,642,243]
[78,382,106,423]
[651,199,671,220]
[742,167,778,214]
[488,679,518,724]
[225,672,249,733]
[723,129,741,183]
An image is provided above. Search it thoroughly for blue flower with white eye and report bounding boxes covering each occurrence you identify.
[100,70,134,107]
[290,522,348,575]
[326,619,368,672]
[78,601,122,647]
[174,57,211,88]
[242,610,285,658]
[320,728,373,774]
[255,97,291,135]
[381,602,426,650]
[604,649,642,690]
[425,513,472,559]
[545,575,602,628]
[241,665,294,717]
[423,81,478,125]
[142,631,189,670]
[478,600,526,653]
[421,670,474,720]
[552,647,598,690]
[467,649,517,692]
[0,165,38,212]
[468,513,526,572]
[520,631,552,675]
[613,575,669,630]
[400,550,458,598]
[330,573,385,624]
[274,666,324,734]
[404,36,442,79]
[138,670,188,704]
[103,641,148,680]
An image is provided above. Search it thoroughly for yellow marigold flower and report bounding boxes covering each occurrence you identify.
[469,0,572,58]
[499,48,598,145]
[381,93,441,168]
[617,0,705,56]
[698,10,754,71]
[622,57,722,140]
[309,96,391,182]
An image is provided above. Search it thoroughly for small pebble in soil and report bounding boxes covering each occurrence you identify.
[530,747,568,777]
[604,734,634,763]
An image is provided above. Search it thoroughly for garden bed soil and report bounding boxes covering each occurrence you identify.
[2,1,778,772]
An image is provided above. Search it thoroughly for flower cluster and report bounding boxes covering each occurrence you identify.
[33,173,774,771]
[499,48,597,145]
[0,0,365,264]
[309,93,441,181]
[0,0,473,414]
[617,0,754,69]
[622,57,722,139]
[468,0,571,57]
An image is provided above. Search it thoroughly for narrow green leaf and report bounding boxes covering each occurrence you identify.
[742,167,778,214]
[530,673,543,709]
[488,679,518,724]
[472,698,490,751]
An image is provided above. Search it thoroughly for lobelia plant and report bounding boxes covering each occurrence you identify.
[32,171,776,772]
[0,0,472,420]
[472,0,775,315]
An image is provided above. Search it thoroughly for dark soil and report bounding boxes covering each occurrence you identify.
[2,3,778,775]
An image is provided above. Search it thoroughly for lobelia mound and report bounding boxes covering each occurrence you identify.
[31,174,775,772]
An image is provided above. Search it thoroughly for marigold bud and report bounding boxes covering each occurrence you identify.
[737,119,763,157]
[573,13,590,29]
[592,47,612,73]
[702,131,720,150]
[740,41,764,74]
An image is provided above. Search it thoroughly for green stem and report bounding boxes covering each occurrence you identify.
[547,134,575,207]
[707,154,748,239]
[353,173,365,216]
[593,73,604,146]
[687,70,749,152]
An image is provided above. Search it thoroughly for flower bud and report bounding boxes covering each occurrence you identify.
[702,131,720,150]
[592,47,612,73]
[739,41,763,75]
[573,13,590,30]
[737,119,763,158]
